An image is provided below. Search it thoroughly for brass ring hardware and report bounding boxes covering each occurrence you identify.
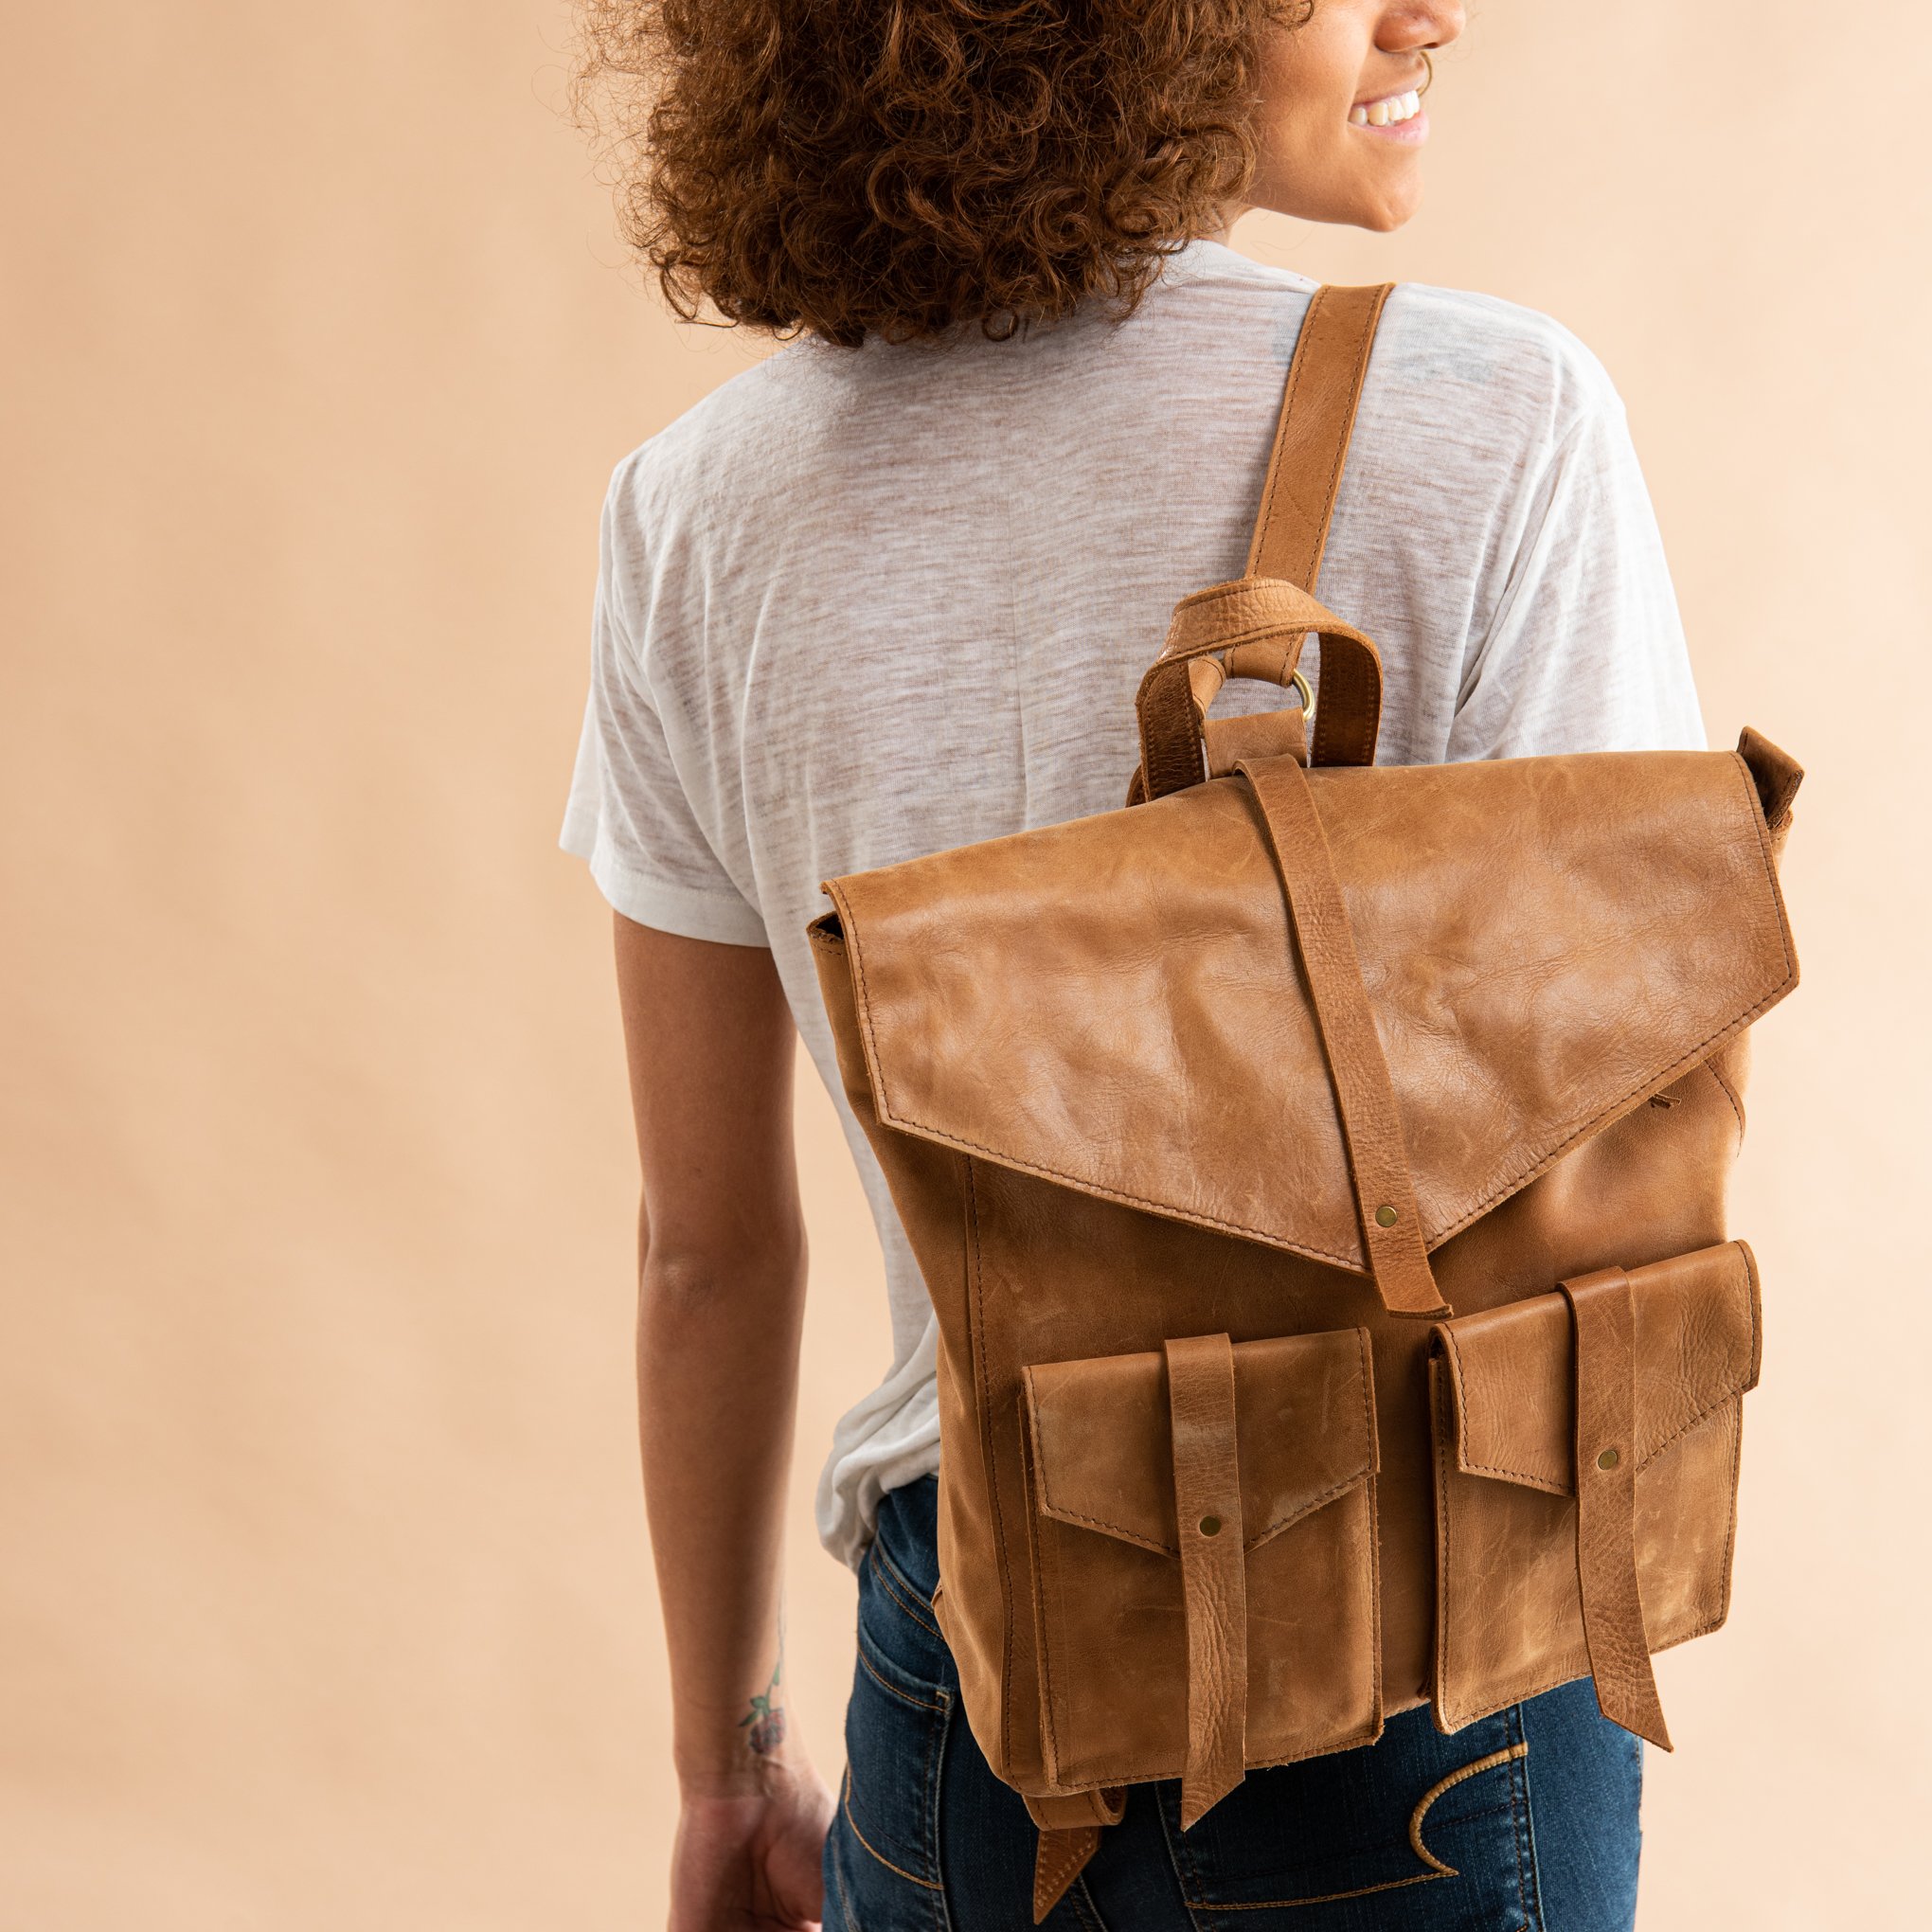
[1292,667,1314,722]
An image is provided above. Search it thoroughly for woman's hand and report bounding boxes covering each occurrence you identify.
[669,1762,836,1932]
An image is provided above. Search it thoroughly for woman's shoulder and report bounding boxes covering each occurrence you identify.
[1372,280,1628,450]
[603,343,840,539]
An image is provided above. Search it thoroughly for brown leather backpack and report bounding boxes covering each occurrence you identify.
[808,284,1802,1920]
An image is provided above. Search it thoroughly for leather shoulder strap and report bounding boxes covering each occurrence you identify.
[1244,283,1393,590]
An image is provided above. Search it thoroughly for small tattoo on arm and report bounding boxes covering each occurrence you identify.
[740,1620,786,1756]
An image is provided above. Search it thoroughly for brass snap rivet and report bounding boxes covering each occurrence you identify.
[1374,1204,1398,1228]
[1597,1447,1620,1471]
[1198,1514,1222,1537]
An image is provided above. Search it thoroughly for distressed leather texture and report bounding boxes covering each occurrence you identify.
[1430,1241,1761,1735]
[806,284,1802,1916]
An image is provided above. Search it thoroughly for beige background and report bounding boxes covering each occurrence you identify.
[3,3,1925,1925]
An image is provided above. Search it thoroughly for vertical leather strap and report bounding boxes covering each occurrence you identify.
[1165,1333,1248,1828]
[1244,283,1392,772]
[1025,1788,1123,1923]
[1246,282,1393,590]
[1559,1268,1674,1750]
[1236,756,1449,1316]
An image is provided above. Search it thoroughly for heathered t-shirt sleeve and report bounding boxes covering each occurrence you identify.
[559,469,768,947]
[1446,391,1707,761]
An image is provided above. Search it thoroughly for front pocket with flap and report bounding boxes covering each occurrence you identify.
[1020,1326,1383,1802]
[1429,1240,1762,1737]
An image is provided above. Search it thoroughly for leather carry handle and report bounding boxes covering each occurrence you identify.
[1133,283,1393,801]
[1135,579,1385,800]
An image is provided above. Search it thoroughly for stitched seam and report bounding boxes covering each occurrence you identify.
[842,1767,943,1893]
[1156,1786,1210,1932]
[877,1112,1360,1266]
[1440,1324,1566,1490]
[1252,290,1381,592]
[923,1654,950,1931]
[1036,1333,1377,1553]
[962,1158,1016,1774]
[869,1548,941,1639]
[1022,1403,1069,1784]
[874,959,1794,1271]
[1243,1466,1372,1549]
[1504,1708,1536,1928]
[1440,1261,1758,1488]
[1071,1873,1112,1932]
[1035,1498,1176,1556]
[1433,1353,1461,1725]
[1514,1708,1546,1932]
[850,751,1795,1269]
[831,1831,864,1932]
[1249,295,1319,581]
[872,1537,939,1619]
[1181,1874,1443,1911]
[1307,295,1384,765]
[855,1639,947,1714]
[1637,1393,1744,1475]
[1715,1402,1744,1631]
[1408,1742,1530,1875]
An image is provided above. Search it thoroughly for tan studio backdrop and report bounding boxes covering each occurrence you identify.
[3,3,1926,1926]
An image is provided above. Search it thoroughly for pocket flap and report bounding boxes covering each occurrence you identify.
[1436,1241,1762,1496]
[1023,1328,1378,1557]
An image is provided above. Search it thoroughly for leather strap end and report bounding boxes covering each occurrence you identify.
[1562,1268,1674,1752]
[1031,1824,1100,1923]
[1166,1333,1248,1829]
[1024,1787,1123,1921]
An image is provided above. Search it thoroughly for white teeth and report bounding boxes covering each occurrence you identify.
[1353,89,1422,129]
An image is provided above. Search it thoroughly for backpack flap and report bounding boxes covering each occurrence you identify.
[1435,1240,1762,1496]
[819,746,1798,1281]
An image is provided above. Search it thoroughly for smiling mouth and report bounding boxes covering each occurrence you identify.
[1349,88,1422,129]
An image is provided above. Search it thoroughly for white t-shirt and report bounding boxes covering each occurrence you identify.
[560,239,1706,1569]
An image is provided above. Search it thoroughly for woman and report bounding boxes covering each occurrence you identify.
[563,4,1703,1927]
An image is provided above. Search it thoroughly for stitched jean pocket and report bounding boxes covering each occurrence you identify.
[1019,1326,1384,1796]
[828,1551,955,1931]
[1160,1702,1537,1928]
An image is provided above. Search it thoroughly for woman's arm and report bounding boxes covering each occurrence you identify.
[614,913,832,1932]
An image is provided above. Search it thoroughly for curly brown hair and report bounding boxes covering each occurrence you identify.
[572,1,1302,347]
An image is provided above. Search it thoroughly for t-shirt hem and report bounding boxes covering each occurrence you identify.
[561,816,769,947]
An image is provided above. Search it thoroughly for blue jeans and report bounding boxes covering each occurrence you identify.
[825,1476,1641,1932]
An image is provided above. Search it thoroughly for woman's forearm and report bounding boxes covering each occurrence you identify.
[636,1218,810,1797]
[610,916,816,1806]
